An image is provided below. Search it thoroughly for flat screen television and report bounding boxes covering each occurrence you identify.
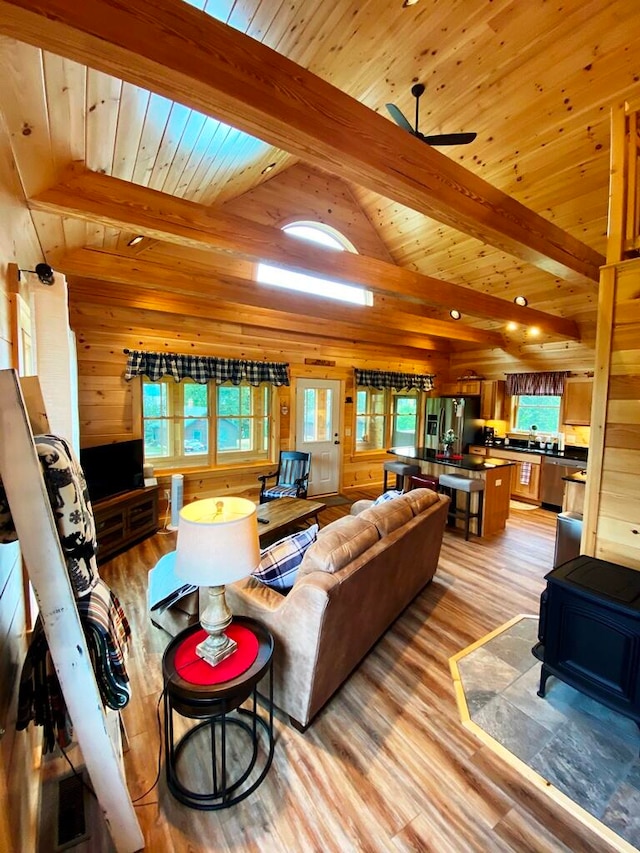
[80,439,144,503]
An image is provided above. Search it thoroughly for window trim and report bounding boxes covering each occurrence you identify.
[141,376,274,471]
[354,387,421,454]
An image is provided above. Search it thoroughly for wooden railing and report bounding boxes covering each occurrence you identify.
[607,98,640,263]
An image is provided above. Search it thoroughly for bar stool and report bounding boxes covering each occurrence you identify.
[383,461,420,493]
[410,473,439,492]
[438,474,485,540]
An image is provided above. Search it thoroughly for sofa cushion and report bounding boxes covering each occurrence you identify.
[400,488,441,516]
[359,498,413,536]
[298,515,379,577]
[253,524,318,591]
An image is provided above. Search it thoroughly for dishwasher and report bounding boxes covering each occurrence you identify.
[541,456,585,510]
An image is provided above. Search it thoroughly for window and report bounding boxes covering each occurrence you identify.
[256,220,373,306]
[356,389,419,451]
[142,377,271,469]
[512,395,561,434]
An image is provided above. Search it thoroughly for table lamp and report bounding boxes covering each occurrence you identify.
[175,496,260,667]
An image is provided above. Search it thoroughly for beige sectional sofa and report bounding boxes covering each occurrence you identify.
[226,488,450,730]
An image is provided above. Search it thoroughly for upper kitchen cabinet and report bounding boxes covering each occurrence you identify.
[480,380,506,421]
[563,377,594,425]
[440,377,482,396]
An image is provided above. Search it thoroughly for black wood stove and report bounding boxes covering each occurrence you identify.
[533,555,640,727]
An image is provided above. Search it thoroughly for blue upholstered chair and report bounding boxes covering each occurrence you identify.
[258,451,311,503]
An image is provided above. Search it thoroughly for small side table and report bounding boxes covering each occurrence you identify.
[162,616,274,810]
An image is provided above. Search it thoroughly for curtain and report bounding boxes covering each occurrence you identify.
[124,349,290,386]
[355,368,434,392]
[505,371,569,396]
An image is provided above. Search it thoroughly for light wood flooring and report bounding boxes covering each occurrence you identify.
[97,490,614,853]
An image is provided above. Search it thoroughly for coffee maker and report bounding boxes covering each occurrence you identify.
[482,426,495,445]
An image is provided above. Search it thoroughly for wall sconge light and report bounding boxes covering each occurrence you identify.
[513,295,528,307]
[280,403,289,416]
[18,263,55,285]
[127,235,144,247]
[449,309,461,320]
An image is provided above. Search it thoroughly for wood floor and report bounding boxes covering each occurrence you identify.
[98,490,613,853]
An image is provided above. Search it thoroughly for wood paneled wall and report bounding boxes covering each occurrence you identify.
[75,325,448,504]
[584,258,640,569]
[0,118,42,853]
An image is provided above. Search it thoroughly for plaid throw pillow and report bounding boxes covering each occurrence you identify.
[372,490,402,507]
[253,524,319,591]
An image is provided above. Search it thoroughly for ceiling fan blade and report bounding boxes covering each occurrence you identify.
[385,103,415,134]
[421,132,477,146]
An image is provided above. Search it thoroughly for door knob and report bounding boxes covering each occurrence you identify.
[334,440,340,445]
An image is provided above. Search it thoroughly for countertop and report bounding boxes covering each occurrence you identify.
[388,447,516,472]
[483,442,588,462]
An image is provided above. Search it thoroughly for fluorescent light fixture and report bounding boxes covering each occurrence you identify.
[257,263,373,306]
[449,309,461,320]
[127,235,144,247]
[513,295,528,307]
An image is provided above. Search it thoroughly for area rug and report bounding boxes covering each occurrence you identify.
[450,616,640,852]
[320,494,352,508]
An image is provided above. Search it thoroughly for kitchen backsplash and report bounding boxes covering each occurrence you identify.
[486,421,590,448]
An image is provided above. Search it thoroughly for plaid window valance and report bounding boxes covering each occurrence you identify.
[124,350,290,386]
[355,368,434,392]
[505,371,570,396]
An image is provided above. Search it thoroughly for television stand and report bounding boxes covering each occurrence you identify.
[93,486,159,563]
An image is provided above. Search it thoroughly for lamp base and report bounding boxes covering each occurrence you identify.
[195,632,238,667]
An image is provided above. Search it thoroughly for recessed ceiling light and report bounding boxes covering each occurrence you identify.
[507,321,518,331]
[528,326,540,337]
[402,0,419,6]
[261,162,277,175]
[127,235,144,247]
[449,309,461,320]
[513,295,528,307]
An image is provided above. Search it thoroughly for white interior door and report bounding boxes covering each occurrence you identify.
[295,378,341,496]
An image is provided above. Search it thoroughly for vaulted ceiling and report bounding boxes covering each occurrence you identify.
[1,0,639,359]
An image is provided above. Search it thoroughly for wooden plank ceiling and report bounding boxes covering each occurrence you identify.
[1,0,639,359]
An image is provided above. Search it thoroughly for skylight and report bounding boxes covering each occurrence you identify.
[257,221,373,306]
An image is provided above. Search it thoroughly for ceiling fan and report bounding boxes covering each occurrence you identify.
[386,83,477,146]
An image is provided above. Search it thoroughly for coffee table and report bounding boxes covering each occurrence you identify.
[256,497,325,541]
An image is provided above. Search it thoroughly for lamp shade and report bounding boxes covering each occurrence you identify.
[174,497,260,586]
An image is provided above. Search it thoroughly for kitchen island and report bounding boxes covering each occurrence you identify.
[388,446,516,537]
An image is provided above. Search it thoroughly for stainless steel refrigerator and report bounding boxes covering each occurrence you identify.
[424,396,482,452]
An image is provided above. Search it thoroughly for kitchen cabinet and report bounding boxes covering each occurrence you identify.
[93,486,159,563]
[468,445,487,456]
[439,379,482,396]
[562,377,593,425]
[511,460,541,502]
[489,448,542,503]
[480,380,506,421]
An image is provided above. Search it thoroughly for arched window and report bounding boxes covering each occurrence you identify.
[257,221,372,306]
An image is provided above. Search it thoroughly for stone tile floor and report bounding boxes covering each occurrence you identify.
[456,616,640,850]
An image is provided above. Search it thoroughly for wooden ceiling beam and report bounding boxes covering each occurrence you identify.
[41,169,578,339]
[59,247,504,347]
[67,277,448,353]
[0,0,603,283]
[69,288,441,360]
